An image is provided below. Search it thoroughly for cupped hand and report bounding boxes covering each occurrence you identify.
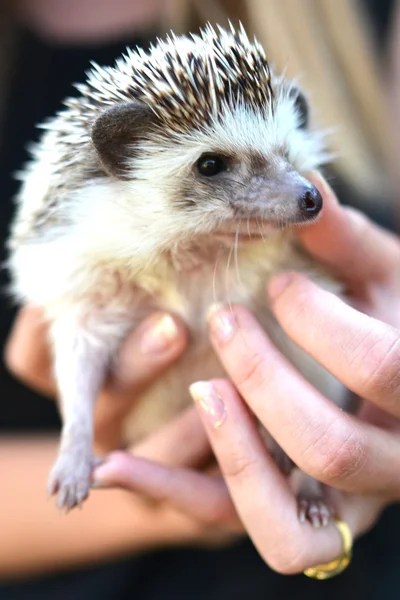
[4,308,243,548]
[5,309,188,451]
[7,173,400,571]
[91,175,400,573]
[92,406,244,548]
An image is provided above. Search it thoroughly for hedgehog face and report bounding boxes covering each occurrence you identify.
[93,98,322,244]
[179,149,322,237]
[86,24,328,250]
[90,87,325,245]
[172,92,324,236]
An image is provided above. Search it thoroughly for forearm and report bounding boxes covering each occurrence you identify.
[0,436,192,580]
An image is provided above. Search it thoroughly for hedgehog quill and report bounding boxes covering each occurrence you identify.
[8,24,350,525]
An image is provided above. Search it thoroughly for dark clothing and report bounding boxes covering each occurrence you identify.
[1,3,400,597]
[3,515,400,599]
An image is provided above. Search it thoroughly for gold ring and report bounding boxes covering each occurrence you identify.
[303,519,353,580]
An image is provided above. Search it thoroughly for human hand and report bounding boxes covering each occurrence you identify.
[186,173,400,573]
[92,406,243,549]
[8,174,400,567]
[92,174,400,570]
[4,308,188,452]
[4,308,243,550]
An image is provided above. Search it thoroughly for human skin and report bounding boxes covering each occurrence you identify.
[5,174,400,576]
[2,312,241,580]
[92,174,400,574]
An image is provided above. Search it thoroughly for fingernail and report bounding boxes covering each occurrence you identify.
[140,314,179,354]
[189,381,227,428]
[207,304,237,343]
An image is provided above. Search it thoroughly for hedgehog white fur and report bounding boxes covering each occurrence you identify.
[8,23,348,523]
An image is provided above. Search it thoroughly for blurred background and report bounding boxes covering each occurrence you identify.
[1,0,400,598]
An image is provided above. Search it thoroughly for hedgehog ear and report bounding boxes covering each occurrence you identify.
[288,87,309,130]
[91,101,156,179]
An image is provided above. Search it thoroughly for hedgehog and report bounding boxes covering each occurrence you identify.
[7,23,349,525]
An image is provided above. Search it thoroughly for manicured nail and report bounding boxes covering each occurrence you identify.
[207,304,237,342]
[189,381,227,428]
[267,272,295,301]
[140,314,179,354]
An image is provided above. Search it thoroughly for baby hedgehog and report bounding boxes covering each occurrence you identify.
[8,24,349,525]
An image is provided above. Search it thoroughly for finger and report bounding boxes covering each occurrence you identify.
[301,173,400,289]
[92,452,240,530]
[328,489,386,541]
[5,308,188,407]
[133,407,213,469]
[93,312,188,447]
[4,306,55,397]
[268,272,400,419]
[106,312,187,393]
[190,378,347,574]
[206,303,400,497]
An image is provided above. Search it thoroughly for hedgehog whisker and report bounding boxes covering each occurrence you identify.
[257,216,266,243]
[212,250,221,309]
[224,237,234,319]
[234,221,244,291]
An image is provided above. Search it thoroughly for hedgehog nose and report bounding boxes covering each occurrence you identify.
[298,185,323,217]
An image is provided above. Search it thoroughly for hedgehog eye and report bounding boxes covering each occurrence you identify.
[291,89,309,129]
[196,154,227,177]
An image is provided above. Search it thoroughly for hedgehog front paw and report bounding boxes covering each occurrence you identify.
[47,451,97,512]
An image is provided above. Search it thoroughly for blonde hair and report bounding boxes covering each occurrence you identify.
[167,0,394,205]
